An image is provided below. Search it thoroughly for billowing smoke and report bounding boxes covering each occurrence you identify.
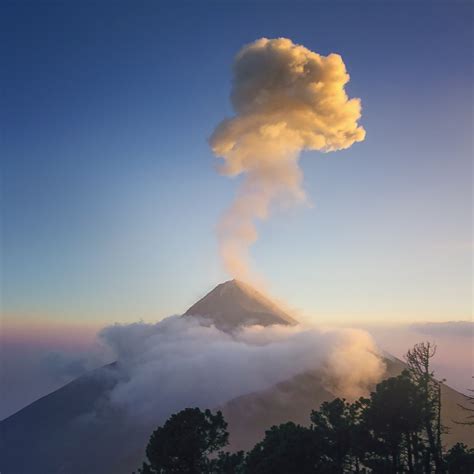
[99,316,384,422]
[210,38,365,282]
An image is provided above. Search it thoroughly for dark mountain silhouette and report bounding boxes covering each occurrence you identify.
[0,281,471,474]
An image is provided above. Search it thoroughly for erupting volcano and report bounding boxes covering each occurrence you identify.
[1,280,471,474]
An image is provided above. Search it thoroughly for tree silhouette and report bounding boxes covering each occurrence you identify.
[361,370,426,473]
[405,342,445,472]
[245,422,318,474]
[210,451,245,474]
[310,398,365,473]
[137,408,229,474]
[444,442,474,473]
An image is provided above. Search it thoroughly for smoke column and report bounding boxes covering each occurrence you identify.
[210,38,366,282]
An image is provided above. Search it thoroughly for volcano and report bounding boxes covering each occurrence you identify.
[0,281,472,474]
[184,279,297,330]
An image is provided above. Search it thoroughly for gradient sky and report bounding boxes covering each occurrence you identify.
[1,1,472,331]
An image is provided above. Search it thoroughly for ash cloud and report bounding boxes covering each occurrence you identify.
[210,38,365,282]
[99,316,384,422]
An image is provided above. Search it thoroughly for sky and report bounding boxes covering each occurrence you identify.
[2,0,472,328]
[0,1,472,415]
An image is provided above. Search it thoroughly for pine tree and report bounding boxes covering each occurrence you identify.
[405,342,445,473]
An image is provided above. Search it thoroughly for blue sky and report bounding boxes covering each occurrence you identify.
[2,1,472,326]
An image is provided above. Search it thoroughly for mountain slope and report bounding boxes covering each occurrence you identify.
[184,279,297,330]
[0,363,126,474]
[220,357,474,452]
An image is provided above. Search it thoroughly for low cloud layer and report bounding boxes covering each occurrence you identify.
[210,37,365,282]
[411,321,474,338]
[358,321,473,394]
[3,319,471,420]
[99,316,384,422]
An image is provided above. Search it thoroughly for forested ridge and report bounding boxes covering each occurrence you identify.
[134,343,474,474]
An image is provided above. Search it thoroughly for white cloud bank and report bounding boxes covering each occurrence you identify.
[99,316,384,422]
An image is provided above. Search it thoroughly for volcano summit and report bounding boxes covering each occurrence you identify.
[184,279,297,330]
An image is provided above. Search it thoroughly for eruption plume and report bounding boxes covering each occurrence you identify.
[210,38,366,282]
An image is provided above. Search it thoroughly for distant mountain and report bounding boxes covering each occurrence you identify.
[184,279,297,330]
[0,281,471,474]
